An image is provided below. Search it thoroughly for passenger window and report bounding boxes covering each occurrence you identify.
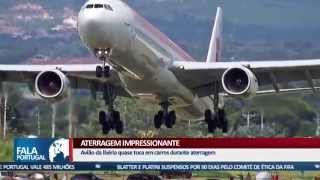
[94,4,104,8]
[104,4,113,11]
[86,4,93,8]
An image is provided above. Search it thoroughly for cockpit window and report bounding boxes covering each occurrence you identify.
[85,4,113,11]
[86,4,93,8]
[104,4,113,11]
[94,4,104,8]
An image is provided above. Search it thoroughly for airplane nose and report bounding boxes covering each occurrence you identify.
[78,10,114,49]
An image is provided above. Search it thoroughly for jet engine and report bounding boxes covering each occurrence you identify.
[222,66,258,97]
[35,70,70,101]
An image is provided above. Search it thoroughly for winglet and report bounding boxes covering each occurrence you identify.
[206,7,223,63]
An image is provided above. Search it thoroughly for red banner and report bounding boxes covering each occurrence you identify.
[73,138,320,149]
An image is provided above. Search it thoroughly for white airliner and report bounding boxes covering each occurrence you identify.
[2,0,320,134]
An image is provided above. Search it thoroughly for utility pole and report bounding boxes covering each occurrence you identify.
[68,90,78,138]
[0,98,1,134]
[0,97,2,137]
[51,103,57,138]
[242,111,256,129]
[3,96,7,140]
[35,107,40,136]
[260,109,265,131]
[0,82,3,136]
[314,113,320,136]
[68,99,73,138]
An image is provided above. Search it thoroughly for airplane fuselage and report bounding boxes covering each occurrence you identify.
[78,0,212,120]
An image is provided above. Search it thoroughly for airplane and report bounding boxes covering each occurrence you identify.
[2,0,320,134]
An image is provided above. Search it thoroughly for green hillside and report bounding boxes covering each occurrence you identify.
[129,0,320,28]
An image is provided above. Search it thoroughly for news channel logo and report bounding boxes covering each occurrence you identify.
[14,138,70,163]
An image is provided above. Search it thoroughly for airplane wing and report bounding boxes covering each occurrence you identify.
[171,60,320,97]
[0,64,130,97]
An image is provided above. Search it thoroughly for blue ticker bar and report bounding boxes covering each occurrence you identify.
[0,162,320,171]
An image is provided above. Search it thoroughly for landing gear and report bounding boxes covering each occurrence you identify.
[205,82,229,133]
[154,102,176,129]
[95,49,111,78]
[204,109,228,133]
[218,109,228,133]
[205,109,215,133]
[166,111,176,128]
[99,84,124,134]
[96,66,103,78]
[96,64,110,78]
[99,110,123,134]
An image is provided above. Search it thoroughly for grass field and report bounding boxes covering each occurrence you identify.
[0,132,13,162]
